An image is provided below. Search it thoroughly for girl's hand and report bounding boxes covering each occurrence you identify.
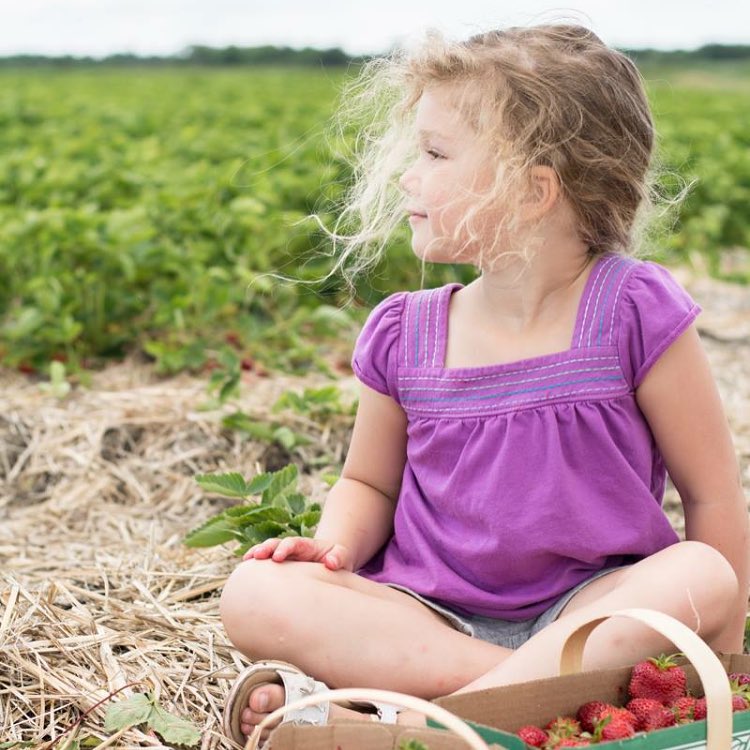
[241,537,354,572]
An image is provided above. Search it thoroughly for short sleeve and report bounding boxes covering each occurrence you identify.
[351,292,407,402]
[617,261,702,389]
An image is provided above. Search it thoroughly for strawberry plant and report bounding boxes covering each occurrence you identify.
[183,463,321,557]
[2,65,748,375]
[272,384,354,420]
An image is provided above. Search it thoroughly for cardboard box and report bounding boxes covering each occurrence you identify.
[251,686,511,749]
[266,720,510,749]
[258,608,746,749]
[433,652,750,749]
[433,607,748,750]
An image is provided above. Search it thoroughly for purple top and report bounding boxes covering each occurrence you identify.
[350,252,702,620]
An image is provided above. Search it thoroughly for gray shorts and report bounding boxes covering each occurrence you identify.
[383,565,628,649]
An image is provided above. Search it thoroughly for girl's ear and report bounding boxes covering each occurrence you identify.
[521,165,560,221]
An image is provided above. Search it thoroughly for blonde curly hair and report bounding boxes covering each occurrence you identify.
[277,23,690,298]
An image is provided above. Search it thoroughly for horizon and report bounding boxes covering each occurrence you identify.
[1,1,748,61]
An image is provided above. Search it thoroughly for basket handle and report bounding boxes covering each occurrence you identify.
[558,607,732,750]
[245,687,491,750]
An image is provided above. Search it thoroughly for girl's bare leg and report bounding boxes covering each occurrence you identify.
[220,541,741,737]
[452,541,741,694]
[220,558,511,737]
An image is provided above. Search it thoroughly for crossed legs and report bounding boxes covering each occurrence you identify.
[219,541,741,738]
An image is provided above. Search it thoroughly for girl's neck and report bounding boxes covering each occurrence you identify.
[468,245,595,335]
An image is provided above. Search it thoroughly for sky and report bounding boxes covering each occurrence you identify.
[0,0,747,59]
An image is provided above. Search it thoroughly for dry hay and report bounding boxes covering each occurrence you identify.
[1,263,749,748]
[0,359,357,748]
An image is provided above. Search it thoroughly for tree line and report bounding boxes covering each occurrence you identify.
[1,43,749,68]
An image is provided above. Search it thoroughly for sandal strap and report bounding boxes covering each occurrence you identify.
[372,701,402,724]
[276,667,331,726]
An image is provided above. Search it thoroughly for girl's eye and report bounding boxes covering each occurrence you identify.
[426,149,444,160]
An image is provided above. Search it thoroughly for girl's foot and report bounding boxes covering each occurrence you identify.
[239,682,426,740]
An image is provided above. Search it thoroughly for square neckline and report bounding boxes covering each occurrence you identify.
[437,252,617,374]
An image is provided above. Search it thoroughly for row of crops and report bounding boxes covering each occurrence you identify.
[1,62,748,377]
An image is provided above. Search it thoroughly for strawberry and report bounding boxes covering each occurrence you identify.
[641,706,677,731]
[625,698,664,730]
[628,653,688,703]
[590,708,637,743]
[598,714,636,742]
[599,707,637,728]
[576,701,613,733]
[544,717,581,738]
[518,725,548,747]
[729,674,750,713]
[729,673,750,686]
[670,696,697,723]
[694,697,707,721]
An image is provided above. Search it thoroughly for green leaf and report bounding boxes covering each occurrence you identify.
[195,472,251,498]
[291,509,321,529]
[225,505,291,524]
[103,693,153,732]
[261,463,298,503]
[273,426,298,449]
[148,703,201,746]
[253,520,289,538]
[183,517,239,547]
[222,412,275,441]
[246,470,277,494]
[287,493,305,514]
[306,384,341,403]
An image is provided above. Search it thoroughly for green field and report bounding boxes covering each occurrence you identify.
[0,63,748,378]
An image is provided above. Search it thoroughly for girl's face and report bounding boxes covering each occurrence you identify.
[399,86,496,264]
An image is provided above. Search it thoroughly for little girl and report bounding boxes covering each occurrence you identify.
[219,23,749,745]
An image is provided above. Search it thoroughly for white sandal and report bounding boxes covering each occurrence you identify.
[222,659,403,746]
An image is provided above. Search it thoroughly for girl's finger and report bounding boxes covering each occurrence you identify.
[272,538,296,560]
[244,540,276,560]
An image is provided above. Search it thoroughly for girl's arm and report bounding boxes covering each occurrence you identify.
[635,322,749,651]
[314,382,408,571]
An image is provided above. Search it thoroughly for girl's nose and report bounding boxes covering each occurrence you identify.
[398,165,417,195]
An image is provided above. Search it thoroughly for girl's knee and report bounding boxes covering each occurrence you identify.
[219,560,325,639]
[677,541,738,595]
[671,541,739,626]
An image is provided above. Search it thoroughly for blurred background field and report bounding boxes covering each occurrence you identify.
[0,56,749,383]
[1,41,749,748]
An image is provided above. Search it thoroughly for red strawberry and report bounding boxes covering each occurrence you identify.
[600,707,637,728]
[544,717,581,738]
[729,673,750,686]
[641,706,677,731]
[598,714,636,741]
[628,653,688,703]
[224,331,242,348]
[518,725,548,747]
[670,696,697,723]
[694,697,707,721]
[576,701,613,733]
[625,698,664,730]
[732,695,749,712]
[591,707,637,743]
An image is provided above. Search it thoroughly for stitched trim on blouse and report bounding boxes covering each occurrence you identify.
[401,374,624,404]
[403,383,628,415]
[399,364,621,394]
